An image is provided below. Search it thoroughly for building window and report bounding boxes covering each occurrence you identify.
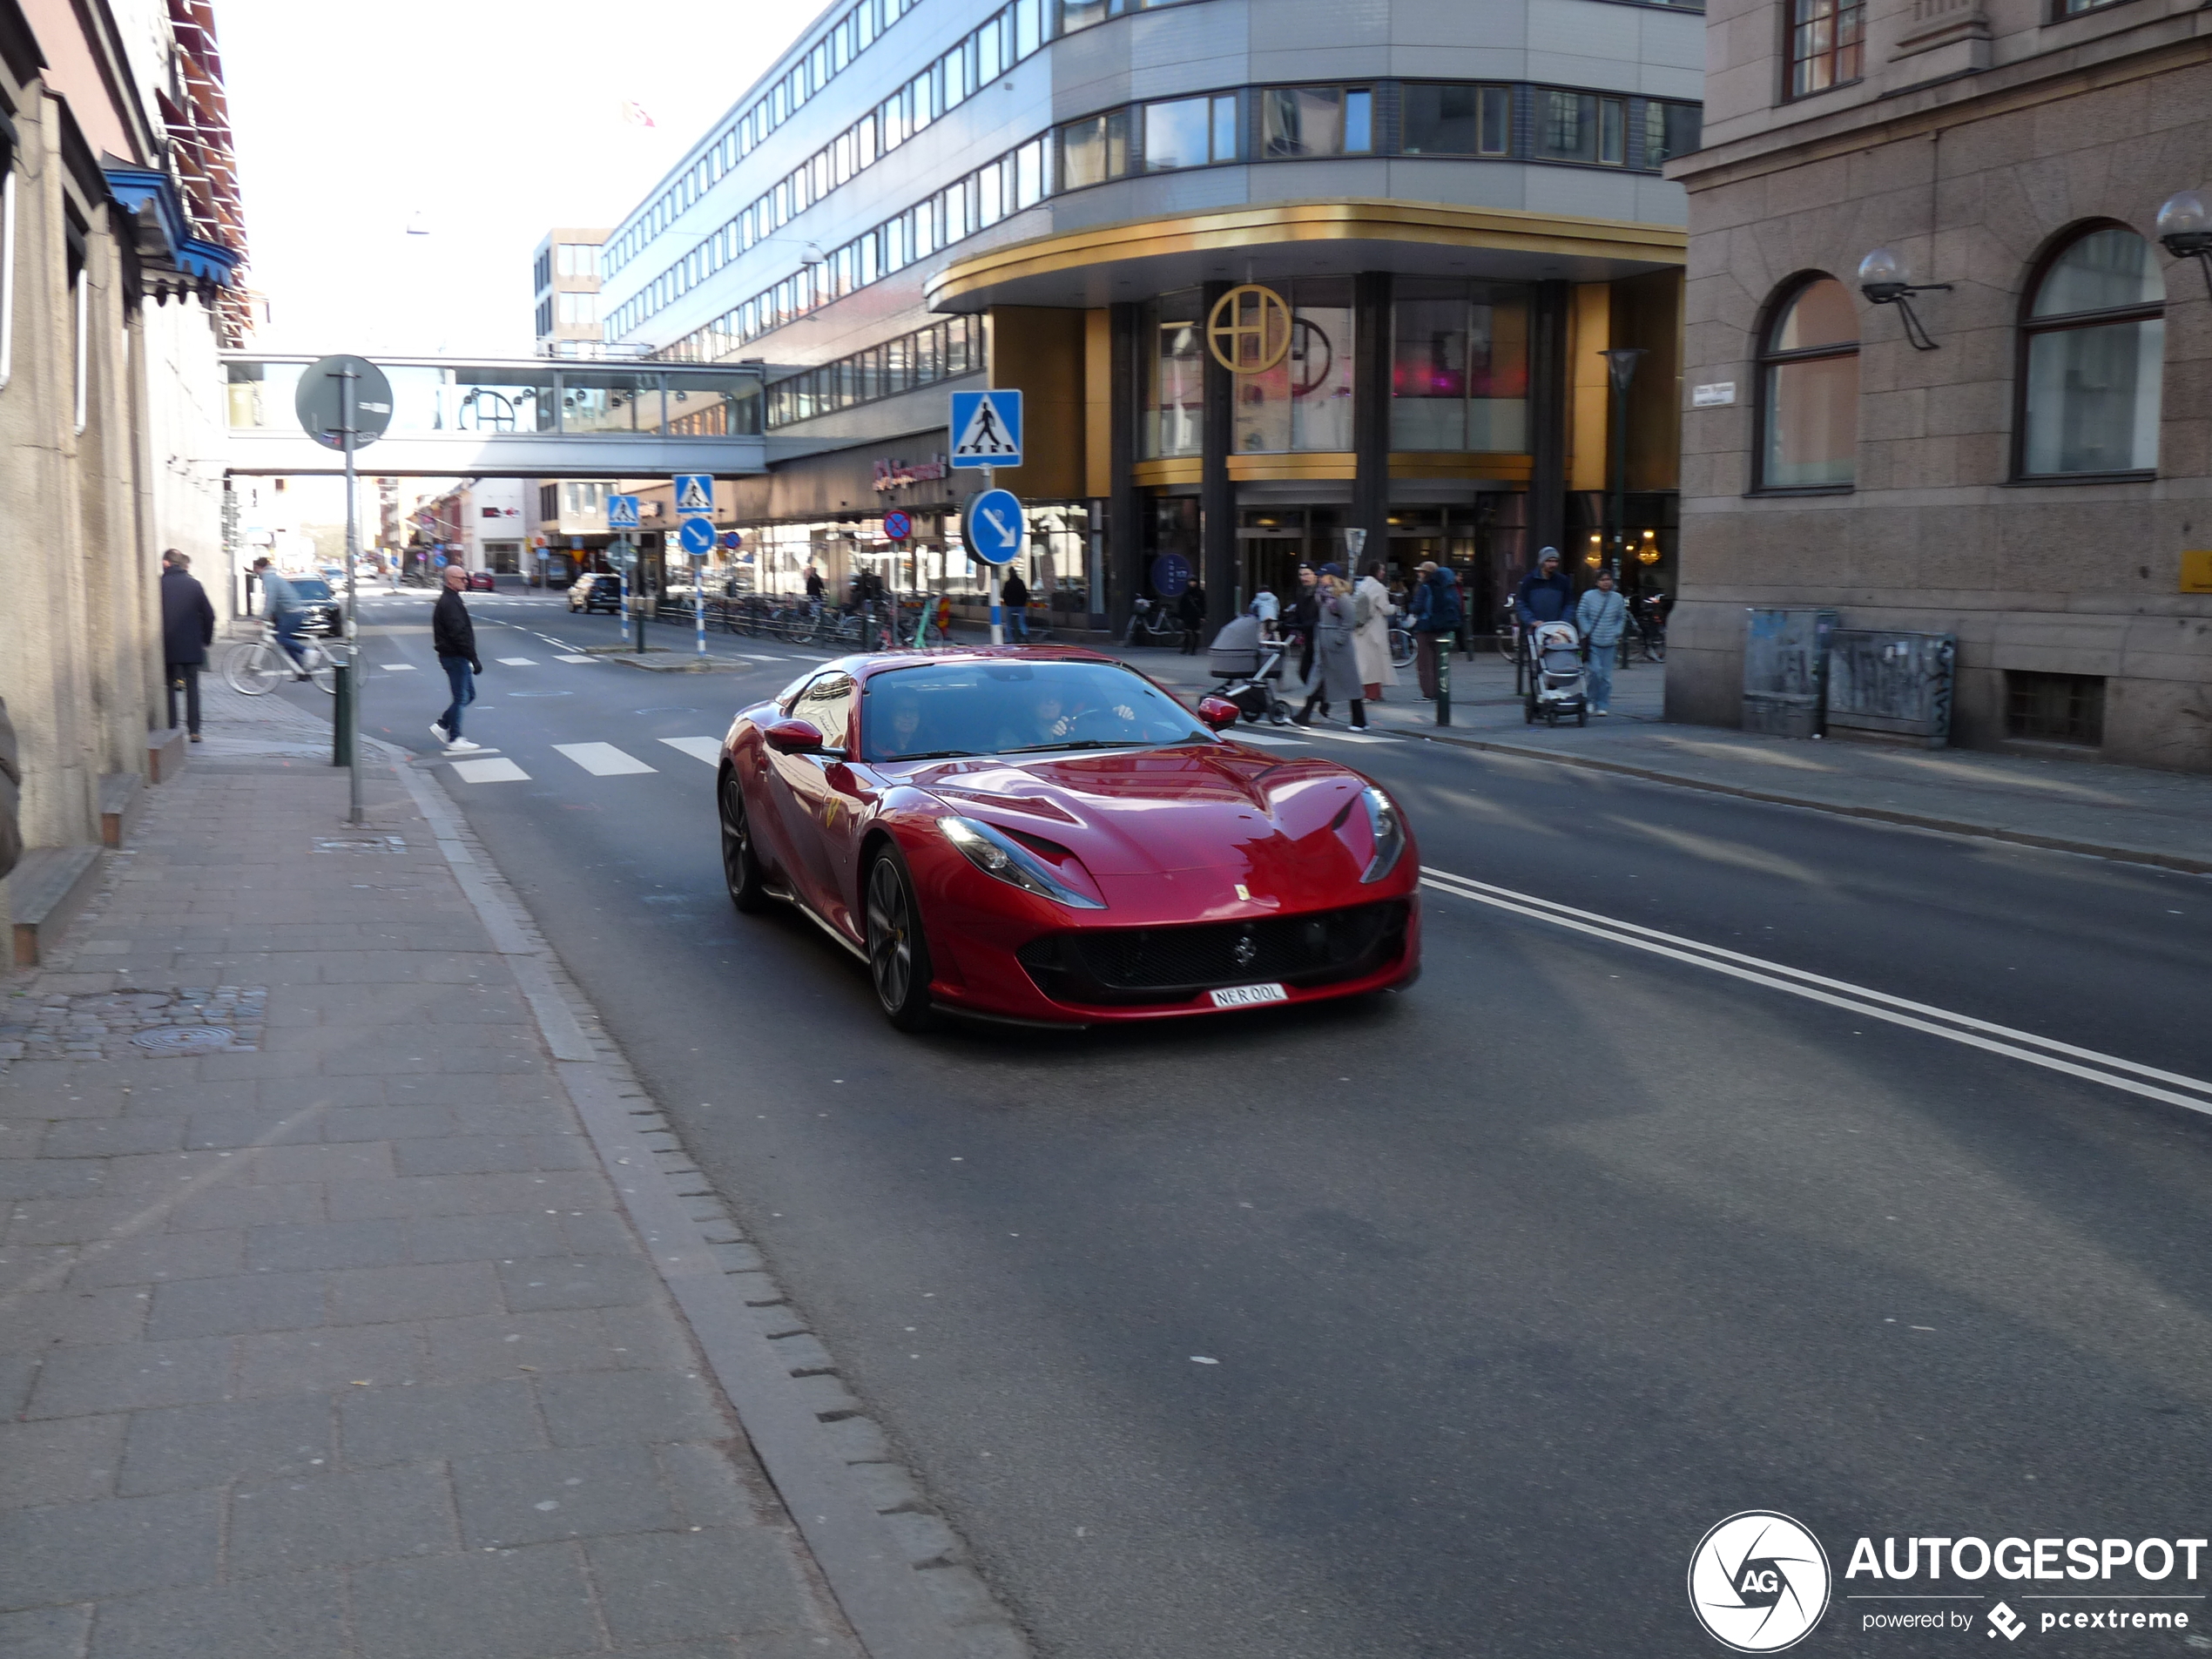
[1391,279,1531,451]
[1644,101,1701,165]
[1757,276,1858,490]
[2018,225,2164,479]
[1788,0,1864,98]
[2005,671,2105,745]
[1402,84,1512,156]
[558,293,598,329]
[1261,87,1372,158]
[1231,278,1356,454]
[1141,291,1205,458]
[1535,91,1626,165]
[1143,95,1237,170]
[1061,108,1132,187]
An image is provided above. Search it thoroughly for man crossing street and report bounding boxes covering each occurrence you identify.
[430,563,486,755]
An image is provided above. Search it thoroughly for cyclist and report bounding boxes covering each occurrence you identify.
[251,557,311,678]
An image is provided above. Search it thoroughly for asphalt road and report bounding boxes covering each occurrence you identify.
[310,589,2212,1657]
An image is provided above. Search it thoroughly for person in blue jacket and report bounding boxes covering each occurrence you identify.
[1514,547,1576,629]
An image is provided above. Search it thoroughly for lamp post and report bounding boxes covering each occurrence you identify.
[2156,191,2212,298]
[1857,248,1952,349]
[1600,348,1646,582]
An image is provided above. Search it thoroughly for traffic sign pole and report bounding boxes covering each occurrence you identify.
[694,555,706,658]
[341,366,361,823]
[984,466,1001,646]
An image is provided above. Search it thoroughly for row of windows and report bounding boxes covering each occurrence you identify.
[533,293,599,339]
[765,314,984,427]
[650,133,1055,364]
[1057,82,1702,187]
[1753,223,2168,490]
[1788,0,2127,102]
[606,0,1211,280]
[615,76,1703,347]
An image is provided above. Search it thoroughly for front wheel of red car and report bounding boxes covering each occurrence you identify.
[718,770,770,914]
[865,851,934,1032]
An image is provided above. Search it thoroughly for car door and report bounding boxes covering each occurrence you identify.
[767,672,858,922]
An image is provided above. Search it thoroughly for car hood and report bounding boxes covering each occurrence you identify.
[907,743,1371,880]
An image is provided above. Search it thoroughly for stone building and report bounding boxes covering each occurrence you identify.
[1667,0,2212,769]
[0,0,244,958]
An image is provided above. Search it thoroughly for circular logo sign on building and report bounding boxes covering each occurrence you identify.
[1206,284,1292,374]
[1687,1512,1831,1653]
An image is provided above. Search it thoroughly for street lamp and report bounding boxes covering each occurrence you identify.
[1600,347,1646,578]
[1857,248,1951,350]
[2155,191,2212,298]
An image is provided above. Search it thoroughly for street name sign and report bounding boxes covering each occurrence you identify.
[964,488,1025,565]
[950,390,1022,469]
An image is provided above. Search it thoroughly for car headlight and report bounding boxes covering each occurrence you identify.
[939,816,1105,909]
[1359,786,1406,883]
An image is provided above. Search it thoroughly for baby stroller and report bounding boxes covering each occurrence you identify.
[1206,611,1293,725]
[1524,621,1588,726]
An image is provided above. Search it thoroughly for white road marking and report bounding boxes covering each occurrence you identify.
[379,663,417,671]
[1420,867,2212,1117]
[1231,732,1306,748]
[658,736,723,765]
[450,758,529,783]
[496,657,538,666]
[1298,728,1393,744]
[553,654,597,664]
[554,741,658,777]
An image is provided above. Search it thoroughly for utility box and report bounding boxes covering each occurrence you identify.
[1741,608,1837,738]
[1825,629,1956,748]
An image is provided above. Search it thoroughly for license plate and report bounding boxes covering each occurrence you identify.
[1209,982,1288,1009]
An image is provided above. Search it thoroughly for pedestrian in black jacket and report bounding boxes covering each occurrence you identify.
[159,551,216,740]
[1177,581,1207,654]
[1513,547,1575,627]
[430,565,486,753]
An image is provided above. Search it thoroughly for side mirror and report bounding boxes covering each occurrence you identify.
[761,718,826,754]
[1197,696,1243,731]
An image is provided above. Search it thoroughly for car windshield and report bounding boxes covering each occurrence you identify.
[860,660,1216,762]
[292,578,334,601]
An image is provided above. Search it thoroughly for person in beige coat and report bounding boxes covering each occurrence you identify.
[1352,561,1400,702]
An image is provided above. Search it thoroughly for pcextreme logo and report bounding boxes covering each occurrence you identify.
[1689,1512,1833,1652]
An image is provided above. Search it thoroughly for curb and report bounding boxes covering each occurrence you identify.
[378,739,1028,1659]
[1375,726,2212,878]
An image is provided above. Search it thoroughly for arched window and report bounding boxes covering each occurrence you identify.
[1757,275,1858,490]
[2019,225,2164,479]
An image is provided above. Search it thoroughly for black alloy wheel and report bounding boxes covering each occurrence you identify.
[718,769,770,914]
[865,851,934,1031]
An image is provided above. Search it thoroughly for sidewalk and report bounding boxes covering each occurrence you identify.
[0,684,1015,1659]
[1106,644,2212,874]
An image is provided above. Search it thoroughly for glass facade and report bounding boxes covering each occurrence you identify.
[1233,279,1355,454]
[1141,291,1205,459]
[1391,280,1530,451]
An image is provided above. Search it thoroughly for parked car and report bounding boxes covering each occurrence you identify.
[568,571,624,614]
[468,570,496,592]
[287,577,344,637]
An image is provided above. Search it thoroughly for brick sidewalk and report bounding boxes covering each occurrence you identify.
[0,686,994,1659]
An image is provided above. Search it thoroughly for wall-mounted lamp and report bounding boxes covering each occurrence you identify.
[1857,248,1952,350]
[2156,191,2212,299]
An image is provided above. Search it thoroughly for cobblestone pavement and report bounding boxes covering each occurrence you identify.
[0,683,1002,1659]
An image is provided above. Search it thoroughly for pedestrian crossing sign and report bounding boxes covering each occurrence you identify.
[606,495,641,530]
[672,474,714,516]
[949,390,1022,469]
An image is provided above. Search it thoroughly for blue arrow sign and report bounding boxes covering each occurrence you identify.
[949,390,1022,469]
[678,516,717,556]
[606,495,641,530]
[964,488,1025,566]
[673,474,714,516]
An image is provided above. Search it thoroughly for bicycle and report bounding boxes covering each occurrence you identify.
[222,624,343,696]
[1124,597,1185,649]
[1388,623,1415,670]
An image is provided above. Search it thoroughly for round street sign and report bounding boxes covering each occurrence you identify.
[1150,552,1191,597]
[963,488,1025,567]
[678,516,717,556]
[720,529,744,550]
[295,355,395,451]
[882,509,913,542]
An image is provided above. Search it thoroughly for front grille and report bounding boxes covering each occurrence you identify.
[1018,900,1409,1006]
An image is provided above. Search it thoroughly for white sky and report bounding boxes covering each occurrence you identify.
[218,0,817,359]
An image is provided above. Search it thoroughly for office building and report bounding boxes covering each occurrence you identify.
[534,228,611,356]
[591,0,1703,631]
[1669,0,2212,769]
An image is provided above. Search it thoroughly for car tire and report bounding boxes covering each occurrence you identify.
[864,848,934,1032]
[718,769,771,914]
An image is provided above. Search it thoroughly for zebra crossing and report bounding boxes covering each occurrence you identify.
[444,733,725,784]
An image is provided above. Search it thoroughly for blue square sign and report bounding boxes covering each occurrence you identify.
[949,390,1022,469]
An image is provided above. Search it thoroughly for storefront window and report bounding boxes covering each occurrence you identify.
[1142,291,1204,458]
[1391,280,1530,451]
[1232,279,1354,454]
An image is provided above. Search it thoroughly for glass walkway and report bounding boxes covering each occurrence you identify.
[222,354,770,477]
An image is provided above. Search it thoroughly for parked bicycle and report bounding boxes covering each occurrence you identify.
[1124,596,1185,648]
[222,624,344,697]
[1622,593,1668,663]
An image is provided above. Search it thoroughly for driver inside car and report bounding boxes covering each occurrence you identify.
[875,691,932,757]
[997,685,1139,752]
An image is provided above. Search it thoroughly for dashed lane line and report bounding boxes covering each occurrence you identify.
[1420,866,2212,1118]
[554,741,658,777]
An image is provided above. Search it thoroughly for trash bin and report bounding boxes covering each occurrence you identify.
[1825,630,1955,748]
[1741,608,1837,738]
